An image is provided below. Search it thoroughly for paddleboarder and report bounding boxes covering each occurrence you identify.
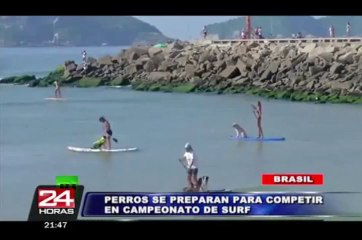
[179,143,199,191]
[251,101,264,139]
[54,81,61,98]
[99,116,118,150]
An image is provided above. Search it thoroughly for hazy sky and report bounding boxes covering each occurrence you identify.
[135,16,325,40]
[134,16,238,40]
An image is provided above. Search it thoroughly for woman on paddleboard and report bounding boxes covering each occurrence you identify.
[251,101,264,138]
[54,81,61,98]
[99,116,118,150]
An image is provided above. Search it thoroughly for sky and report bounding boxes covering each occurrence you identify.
[134,16,239,40]
[134,16,326,40]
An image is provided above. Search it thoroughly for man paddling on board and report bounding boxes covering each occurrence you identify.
[99,116,118,150]
[251,101,264,138]
[179,143,199,191]
[54,81,61,98]
[232,122,248,138]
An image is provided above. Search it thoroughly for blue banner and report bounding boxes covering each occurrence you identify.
[80,192,362,217]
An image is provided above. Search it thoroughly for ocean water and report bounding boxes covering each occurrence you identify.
[1,47,362,220]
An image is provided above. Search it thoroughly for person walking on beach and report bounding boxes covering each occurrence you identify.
[179,143,199,191]
[54,81,61,98]
[251,101,264,139]
[99,116,117,150]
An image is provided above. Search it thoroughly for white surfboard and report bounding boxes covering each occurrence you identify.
[67,146,138,153]
[45,97,67,101]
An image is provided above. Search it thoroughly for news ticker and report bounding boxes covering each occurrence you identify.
[28,175,362,221]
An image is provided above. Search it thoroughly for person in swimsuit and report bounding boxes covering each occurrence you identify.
[99,116,113,150]
[54,81,61,98]
[251,101,264,138]
[179,143,199,191]
[232,122,248,138]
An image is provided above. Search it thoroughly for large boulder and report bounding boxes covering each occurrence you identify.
[309,66,324,76]
[330,63,344,75]
[259,69,272,82]
[110,77,130,86]
[220,66,240,79]
[199,50,217,63]
[269,61,280,74]
[98,55,113,65]
[78,77,104,87]
[185,64,196,79]
[148,72,172,82]
[301,43,317,54]
[175,56,188,67]
[135,56,150,67]
[148,47,163,57]
[324,45,338,53]
[124,64,142,75]
[337,52,355,64]
[168,41,184,51]
[318,52,334,62]
[144,60,157,72]
[159,61,177,72]
[124,47,149,61]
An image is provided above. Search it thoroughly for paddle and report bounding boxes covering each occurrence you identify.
[178,157,187,171]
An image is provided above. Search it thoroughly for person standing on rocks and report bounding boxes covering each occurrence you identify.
[346,22,351,37]
[254,28,259,39]
[202,26,208,39]
[258,27,263,39]
[251,101,264,139]
[82,50,87,63]
[329,25,335,38]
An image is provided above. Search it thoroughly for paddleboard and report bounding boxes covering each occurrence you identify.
[45,97,67,101]
[232,136,285,142]
[67,146,138,153]
[182,187,232,193]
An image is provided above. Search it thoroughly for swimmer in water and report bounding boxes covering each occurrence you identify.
[232,123,248,138]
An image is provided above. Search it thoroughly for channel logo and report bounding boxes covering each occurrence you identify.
[28,175,84,221]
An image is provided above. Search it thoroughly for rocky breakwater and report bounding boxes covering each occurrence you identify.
[2,41,362,104]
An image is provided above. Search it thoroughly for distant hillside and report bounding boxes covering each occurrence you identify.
[0,16,170,47]
[206,16,362,39]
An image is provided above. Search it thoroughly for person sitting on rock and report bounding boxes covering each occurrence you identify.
[232,123,248,138]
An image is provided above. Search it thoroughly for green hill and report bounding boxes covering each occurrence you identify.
[0,16,170,47]
[206,16,362,39]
